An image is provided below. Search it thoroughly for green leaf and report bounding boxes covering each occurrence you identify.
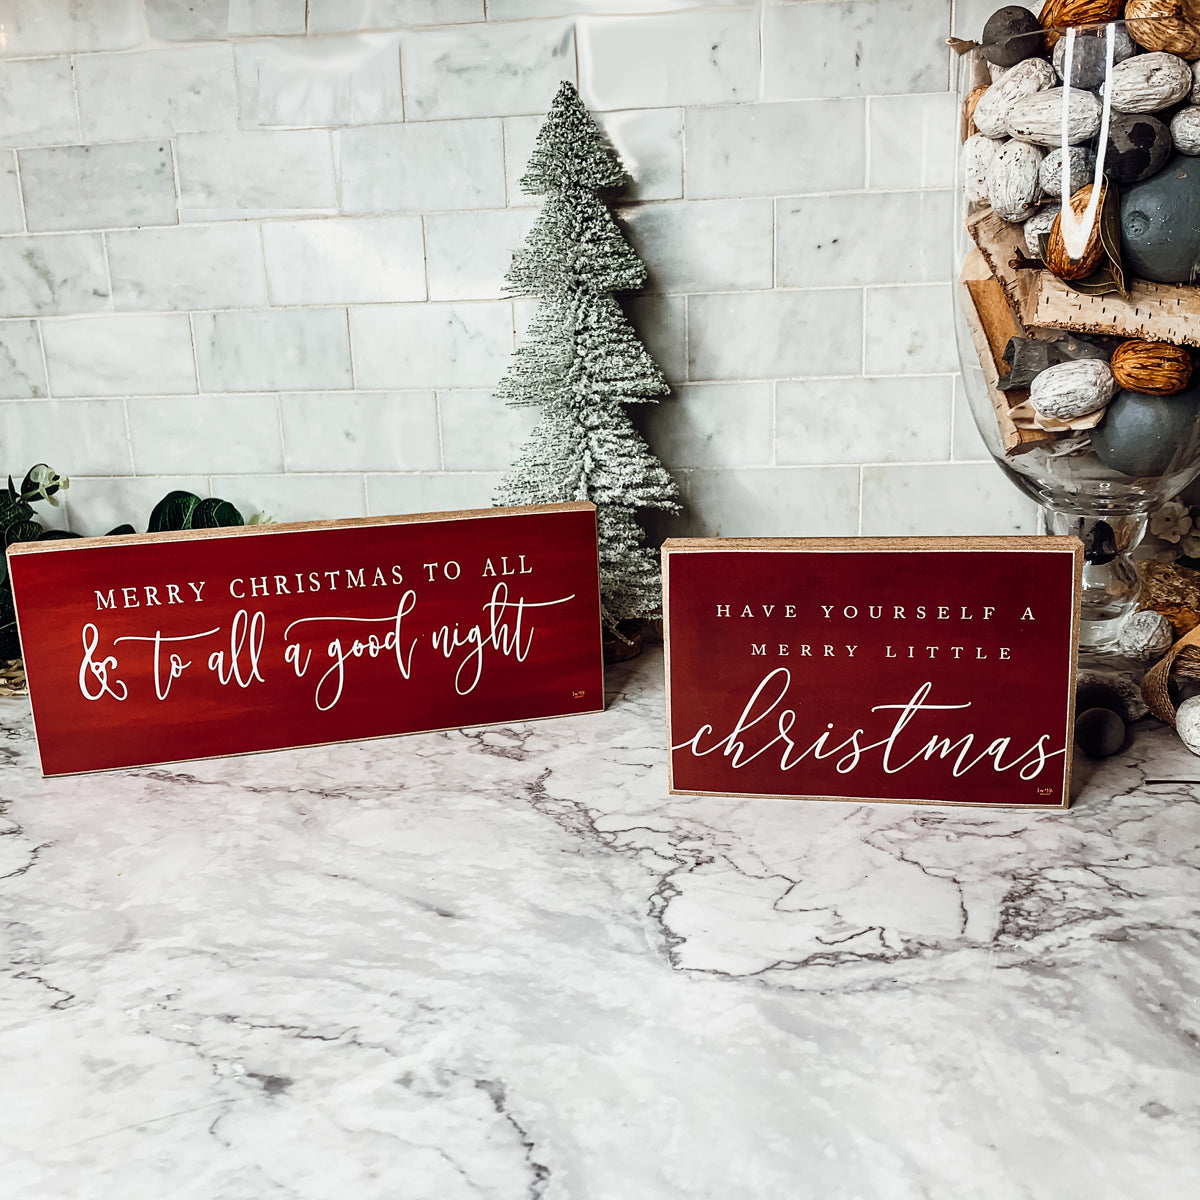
[106,523,136,537]
[148,491,202,532]
[0,493,34,530]
[189,497,244,529]
[4,520,44,548]
[36,529,80,541]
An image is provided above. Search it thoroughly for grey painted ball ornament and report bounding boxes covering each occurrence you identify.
[981,6,1044,68]
[1119,154,1200,283]
[1103,112,1173,184]
[1074,706,1126,757]
[1091,381,1200,476]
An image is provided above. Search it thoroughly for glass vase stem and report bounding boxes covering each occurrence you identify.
[1042,509,1147,650]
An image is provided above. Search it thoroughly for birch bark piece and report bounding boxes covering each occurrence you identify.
[1023,272,1200,346]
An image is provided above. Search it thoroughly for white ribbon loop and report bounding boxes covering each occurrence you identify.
[1059,23,1116,262]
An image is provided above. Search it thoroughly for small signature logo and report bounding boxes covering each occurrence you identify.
[1037,787,1053,796]
[572,690,586,699]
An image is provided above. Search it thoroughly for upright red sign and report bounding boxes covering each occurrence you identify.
[663,537,1082,809]
[8,503,604,776]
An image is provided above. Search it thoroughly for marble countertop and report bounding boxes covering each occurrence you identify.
[2,646,1198,1200]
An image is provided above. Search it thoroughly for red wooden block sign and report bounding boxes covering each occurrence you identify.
[7,503,604,776]
[663,537,1082,809]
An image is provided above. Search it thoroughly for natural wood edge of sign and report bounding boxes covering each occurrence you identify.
[661,536,1082,555]
[662,785,1069,811]
[660,537,1082,812]
[4,501,597,558]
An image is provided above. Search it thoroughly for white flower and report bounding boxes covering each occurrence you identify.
[1150,501,1192,544]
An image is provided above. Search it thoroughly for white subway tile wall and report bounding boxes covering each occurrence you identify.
[0,0,1038,537]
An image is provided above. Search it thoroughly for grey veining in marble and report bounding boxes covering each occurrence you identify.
[2,648,1196,1199]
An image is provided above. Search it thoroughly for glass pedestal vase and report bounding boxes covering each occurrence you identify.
[953,17,1200,651]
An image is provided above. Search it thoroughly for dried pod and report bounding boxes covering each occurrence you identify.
[963,133,1002,204]
[1039,1,1123,47]
[1039,144,1096,195]
[1110,339,1194,394]
[972,56,1057,138]
[1044,181,1107,279]
[1171,104,1200,153]
[964,83,990,137]
[1029,358,1116,420]
[1024,204,1061,256]
[1104,51,1193,113]
[987,139,1045,221]
[1126,0,1200,60]
[1005,86,1102,146]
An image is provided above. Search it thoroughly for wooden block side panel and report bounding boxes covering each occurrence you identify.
[662,539,1080,809]
[9,505,606,776]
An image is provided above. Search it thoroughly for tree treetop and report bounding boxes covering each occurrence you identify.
[519,80,628,196]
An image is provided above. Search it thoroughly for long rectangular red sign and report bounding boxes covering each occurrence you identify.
[8,503,604,775]
[663,537,1081,808]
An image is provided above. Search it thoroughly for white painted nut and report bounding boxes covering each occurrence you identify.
[1024,205,1061,257]
[1005,87,1102,147]
[973,57,1057,139]
[1175,695,1200,755]
[963,134,1003,204]
[1104,52,1193,114]
[1171,106,1200,156]
[988,140,1044,222]
[1029,358,1116,420]
[1192,60,1200,105]
[1040,145,1096,197]
[1117,609,1175,661]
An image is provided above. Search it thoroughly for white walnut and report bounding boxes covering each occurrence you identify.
[972,57,1057,139]
[1039,145,1097,197]
[1175,695,1200,756]
[1005,87,1102,146]
[1192,60,1200,105]
[988,140,1044,222]
[1104,52,1192,114]
[1117,609,1174,661]
[1024,205,1061,257]
[1172,106,1200,155]
[1029,358,1116,420]
[963,133,1003,204]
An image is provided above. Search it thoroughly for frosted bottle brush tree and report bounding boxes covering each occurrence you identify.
[495,81,680,636]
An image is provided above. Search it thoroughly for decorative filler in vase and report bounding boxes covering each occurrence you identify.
[954,4,1200,650]
[493,82,680,657]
